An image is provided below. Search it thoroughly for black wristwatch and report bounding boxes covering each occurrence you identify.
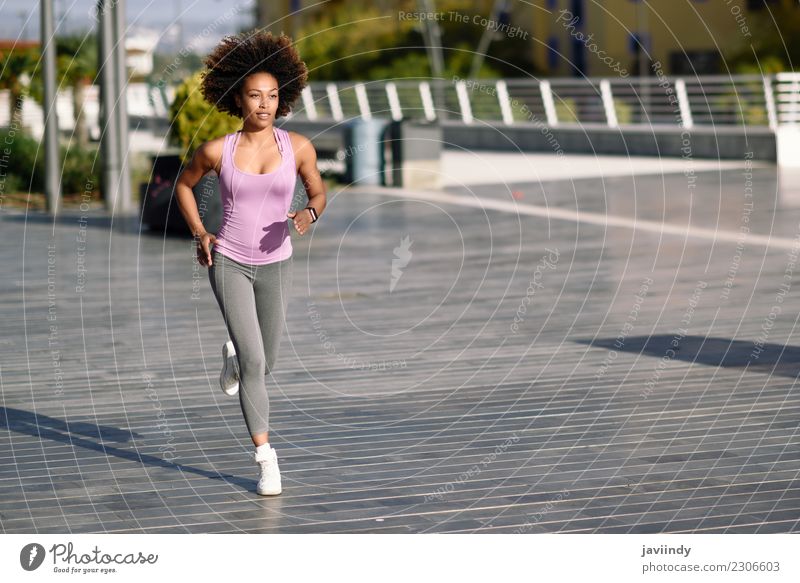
[305,206,318,223]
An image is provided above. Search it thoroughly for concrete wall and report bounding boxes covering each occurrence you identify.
[285,119,776,161]
[441,121,776,161]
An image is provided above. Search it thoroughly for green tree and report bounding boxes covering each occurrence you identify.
[294,0,536,81]
[728,3,799,74]
[294,2,417,81]
[55,34,98,149]
[150,51,203,87]
[0,46,37,128]
[4,34,98,148]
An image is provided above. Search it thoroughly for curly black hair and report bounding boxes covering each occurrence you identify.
[200,30,308,119]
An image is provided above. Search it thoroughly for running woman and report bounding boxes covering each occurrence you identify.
[175,31,326,496]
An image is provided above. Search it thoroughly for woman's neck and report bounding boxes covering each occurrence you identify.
[239,123,276,146]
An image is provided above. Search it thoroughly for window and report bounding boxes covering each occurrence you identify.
[547,36,560,71]
[628,32,650,55]
[747,0,779,10]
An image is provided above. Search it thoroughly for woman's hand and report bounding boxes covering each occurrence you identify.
[196,232,218,267]
[288,208,313,236]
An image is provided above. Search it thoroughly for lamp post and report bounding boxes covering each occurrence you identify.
[417,0,447,120]
[635,0,651,123]
[41,0,62,215]
[97,0,134,215]
[469,0,508,80]
[113,0,133,215]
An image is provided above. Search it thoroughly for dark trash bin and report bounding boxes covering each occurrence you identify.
[384,119,442,189]
[140,151,222,235]
[343,117,390,186]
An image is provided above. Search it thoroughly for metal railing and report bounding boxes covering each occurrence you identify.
[3,74,798,143]
[290,73,800,130]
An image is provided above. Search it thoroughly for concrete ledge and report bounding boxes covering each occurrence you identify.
[284,119,776,162]
[442,121,776,161]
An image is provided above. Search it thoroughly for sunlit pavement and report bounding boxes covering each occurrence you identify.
[1,160,798,533]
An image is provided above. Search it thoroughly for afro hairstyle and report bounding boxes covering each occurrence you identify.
[200,30,308,119]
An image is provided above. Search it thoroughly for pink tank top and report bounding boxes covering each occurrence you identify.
[212,126,296,265]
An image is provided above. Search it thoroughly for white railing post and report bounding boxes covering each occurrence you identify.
[600,79,618,128]
[775,73,800,206]
[419,81,436,121]
[455,79,473,124]
[763,76,778,131]
[675,78,693,129]
[386,82,402,121]
[776,72,800,125]
[540,80,558,126]
[496,79,514,125]
[354,82,371,120]
[326,83,344,121]
[301,86,317,121]
[18,75,795,129]
[774,72,800,164]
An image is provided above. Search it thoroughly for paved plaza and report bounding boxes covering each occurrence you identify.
[1,155,798,533]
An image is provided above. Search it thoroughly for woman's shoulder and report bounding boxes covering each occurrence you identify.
[198,135,229,174]
[285,129,312,145]
[286,130,316,162]
[199,134,229,154]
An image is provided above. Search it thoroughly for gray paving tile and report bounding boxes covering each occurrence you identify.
[2,169,799,533]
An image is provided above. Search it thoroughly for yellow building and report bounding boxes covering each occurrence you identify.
[521,0,789,77]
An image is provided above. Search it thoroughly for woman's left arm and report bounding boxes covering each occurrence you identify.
[288,132,327,236]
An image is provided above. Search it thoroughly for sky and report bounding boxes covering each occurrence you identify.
[0,0,256,52]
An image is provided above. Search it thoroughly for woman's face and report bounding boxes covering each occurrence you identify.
[234,72,280,125]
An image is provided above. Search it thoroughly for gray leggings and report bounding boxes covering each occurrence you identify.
[208,248,293,436]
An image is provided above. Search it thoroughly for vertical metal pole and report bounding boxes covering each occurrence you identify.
[113,0,133,214]
[41,0,62,215]
[98,0,120,213]
[469,0,506,80]
[636,1,650,123]
[418,0,446,120]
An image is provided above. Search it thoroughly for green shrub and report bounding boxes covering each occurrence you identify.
[554,97,579,123]
[61,144,101,195]
[0,172,25,197]
[614,101,634,125]
[167,71,241,164]
[0,128,100,195]
[0,129,44,192]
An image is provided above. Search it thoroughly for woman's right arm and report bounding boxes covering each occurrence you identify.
[175,142,220,266]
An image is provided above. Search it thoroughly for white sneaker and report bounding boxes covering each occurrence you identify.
[255,446,282,495]
[220,340,240,396]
